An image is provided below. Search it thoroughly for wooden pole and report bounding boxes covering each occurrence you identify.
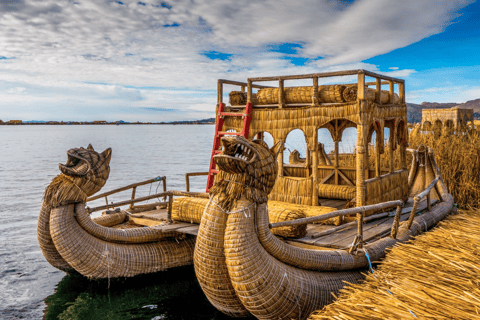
[375,78,381,104]
[247,79,252,103]
[278,139,284,177]
[389,81,394,104]
[356,123,366,206]
[389,139,394,173]
[312,76,319,106]
[334,140,339,185]
[312,140,319,206]
[217,80,223,105]
[399,82,405,104]
[357,72,365,101]
[278,78,285,109]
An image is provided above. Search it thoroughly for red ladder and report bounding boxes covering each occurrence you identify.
[206,102,253,192]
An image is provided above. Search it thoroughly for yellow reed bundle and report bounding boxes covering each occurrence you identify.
[318,85,346,103]
[171,197,209,224]
[268,205,307,238]
[268,176,313,205]
[343,86,400,104]
[365,170,409,205]
[309,209,480,320]
[268,200,338,225]
[317,184,356,200]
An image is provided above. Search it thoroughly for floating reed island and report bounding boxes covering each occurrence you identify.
[38,69,454,319]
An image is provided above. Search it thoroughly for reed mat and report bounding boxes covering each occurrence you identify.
[308,208,480,320]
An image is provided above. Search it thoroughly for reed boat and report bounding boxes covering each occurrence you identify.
[38,146,303,278]
[192,70,454,319]
[37,144,206,278]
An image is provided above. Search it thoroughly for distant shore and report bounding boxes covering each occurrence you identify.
[0,118,215,126]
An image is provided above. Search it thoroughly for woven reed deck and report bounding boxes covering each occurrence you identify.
[121,197,433,247]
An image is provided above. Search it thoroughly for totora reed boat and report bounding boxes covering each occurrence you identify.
[193,70,454,319]
[38,69,453,319]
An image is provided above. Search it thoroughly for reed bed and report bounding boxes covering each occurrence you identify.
[409,130,480,208]
[336,129,480,209]
[309,208,480,320]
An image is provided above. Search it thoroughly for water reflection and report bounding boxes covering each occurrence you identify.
[44,266,235,320]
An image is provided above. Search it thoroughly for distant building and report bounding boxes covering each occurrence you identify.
[93,120,107,124]
[421,107,474,131]
[8,120,22,124]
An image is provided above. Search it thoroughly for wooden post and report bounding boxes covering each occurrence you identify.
[130,187,137,209]
[247,79,252,103]
[312,76,319,106]
[334,140,339,185]
[389,81,394,104]
[399,82,405,104]
[375,141,381,177]
[162,176,167,202]
[357,72,365,101]
[356,123,366,206]
[312,145,319,206]
[278,139,284,177]
[241,85,245,93]
[217,80,223,105]
[278,78,285,108]
[167,194,173,222]
[375,78,381,104]
[389,139,394,173]
[185,173,190,192]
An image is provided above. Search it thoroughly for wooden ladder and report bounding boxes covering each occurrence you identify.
[206,102,253,192]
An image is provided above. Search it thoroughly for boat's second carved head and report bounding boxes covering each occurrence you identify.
[211,136,281,210]
[44,144,112,207]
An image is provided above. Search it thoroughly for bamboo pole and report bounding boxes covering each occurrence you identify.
[247,79,252,103]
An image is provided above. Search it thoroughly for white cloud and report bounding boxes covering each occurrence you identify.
[0,0,473,120]
[407,86,480,104]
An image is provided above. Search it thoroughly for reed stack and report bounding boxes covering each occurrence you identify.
[309,208,480,320]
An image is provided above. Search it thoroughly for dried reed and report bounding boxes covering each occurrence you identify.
[309,208,480,320]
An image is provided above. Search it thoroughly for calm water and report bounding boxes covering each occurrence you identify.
[0,124,358,319]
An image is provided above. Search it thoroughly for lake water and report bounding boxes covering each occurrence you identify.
[0,124,358,319]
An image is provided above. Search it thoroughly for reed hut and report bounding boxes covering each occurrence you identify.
[421,106,474,132]
[211,70,409,217]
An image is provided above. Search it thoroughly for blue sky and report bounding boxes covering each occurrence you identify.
[0,0,478,122]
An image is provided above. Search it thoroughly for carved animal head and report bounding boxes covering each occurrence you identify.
[210,136,281,211]
[44,144,112,207]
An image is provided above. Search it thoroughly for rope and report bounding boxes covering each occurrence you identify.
[362,248,417,318]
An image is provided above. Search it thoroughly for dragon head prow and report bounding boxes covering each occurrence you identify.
[210,136,281,211]
[45,144,112,208]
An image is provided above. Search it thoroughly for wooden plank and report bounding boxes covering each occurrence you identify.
[314,199,433,247]
[176,225,199,236]
[291,199,433,247]
[151,222,196,232]
[129,217,165,227]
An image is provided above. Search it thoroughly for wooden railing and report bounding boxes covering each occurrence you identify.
[87,190,209,222]
[185,172,209,192]
[218,69,405,108]
[87,176,167,211]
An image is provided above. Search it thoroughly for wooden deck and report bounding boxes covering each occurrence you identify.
[118,197,436,249]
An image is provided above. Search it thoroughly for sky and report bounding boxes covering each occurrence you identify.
[0,0,479,122]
